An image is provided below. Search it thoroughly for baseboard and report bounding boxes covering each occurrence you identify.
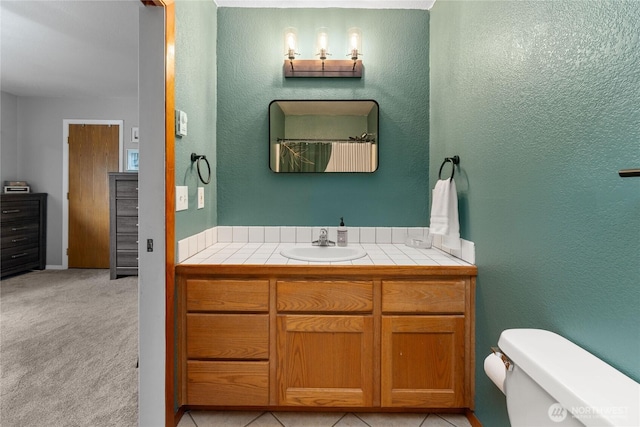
[466,409,482,427]
[45,265,65,270]
[173,407,186,427]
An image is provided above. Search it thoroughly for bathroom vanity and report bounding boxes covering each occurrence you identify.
[176,258,476,412]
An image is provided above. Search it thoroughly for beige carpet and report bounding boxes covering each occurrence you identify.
[0,269,138,427]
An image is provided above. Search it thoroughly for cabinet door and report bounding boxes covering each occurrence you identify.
[277,315,373,407]
[381,315,465,408]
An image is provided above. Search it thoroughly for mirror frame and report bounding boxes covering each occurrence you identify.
[269,99,379,173]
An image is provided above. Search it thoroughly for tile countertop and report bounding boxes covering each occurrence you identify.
[180,242,472,267]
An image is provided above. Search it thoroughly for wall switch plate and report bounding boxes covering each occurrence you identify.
[197,187,204,209]
[175,109,187,136]
[176,186,188,211]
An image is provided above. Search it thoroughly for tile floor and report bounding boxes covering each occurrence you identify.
[177,411,474,427]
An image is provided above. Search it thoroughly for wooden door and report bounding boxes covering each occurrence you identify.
[68,124,119,268]
[276,314,374,407]
[381,315,465,408]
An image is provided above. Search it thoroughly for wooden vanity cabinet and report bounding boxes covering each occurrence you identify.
[381,279,469,408]
[276,280,374,407]
[176,265,476,411]
[179,279,270,406]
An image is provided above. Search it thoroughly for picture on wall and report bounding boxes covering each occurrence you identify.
[127,149,139,171]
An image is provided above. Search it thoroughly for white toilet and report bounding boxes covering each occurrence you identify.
[485,328,640,427]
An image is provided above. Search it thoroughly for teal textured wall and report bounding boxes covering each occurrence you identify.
[430,1,640,425]
[217,8,429,226]
[175,0,217,241]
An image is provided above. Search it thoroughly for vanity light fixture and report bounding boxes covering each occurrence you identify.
[284,27,299,71]
[283,27,362,78]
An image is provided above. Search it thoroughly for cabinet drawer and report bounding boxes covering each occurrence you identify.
[1,234,39,251]
[1,201,39,222]
[116,216,138,233]
[116,251,138,267]
[382,280,466,314]
[116,199,138,216]
[187,279,269,312]
[277,280,373,312]
[186,360,269,406]
[187,314,269,359]
[1,224,39,247]
[1,246,39,270]
[115,266,138,276]
[116,234,138,250]
[116,179,138,198]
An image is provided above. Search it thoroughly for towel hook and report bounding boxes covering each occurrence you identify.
[438,155,460,181]
[190,153,211,185]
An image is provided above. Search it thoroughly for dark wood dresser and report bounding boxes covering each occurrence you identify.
[1,193,47,278]
[109,173,139,279]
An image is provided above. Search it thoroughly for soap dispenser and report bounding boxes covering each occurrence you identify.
[337,217,348,247]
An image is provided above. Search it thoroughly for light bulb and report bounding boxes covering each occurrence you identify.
[350,33,359,50]
[347,27,362,61]
[283,27,298,61]
[316,27,330,61]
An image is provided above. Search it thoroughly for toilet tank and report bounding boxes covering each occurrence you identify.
[498,329,640,427]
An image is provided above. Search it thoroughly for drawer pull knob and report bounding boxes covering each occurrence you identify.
[11,253,29,259]
[136,223,139,227]
[11,226,28,231]
[11,237,28,243]
[136,206,139,210]
[2,209,20,214]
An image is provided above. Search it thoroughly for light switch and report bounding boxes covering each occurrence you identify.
[197,187,204,209]
[176,186,188,211]
[175,110,188,136]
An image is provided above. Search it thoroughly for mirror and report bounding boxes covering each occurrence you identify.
[269,100,379,173]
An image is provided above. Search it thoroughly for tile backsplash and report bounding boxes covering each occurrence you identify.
[178,226,475,265]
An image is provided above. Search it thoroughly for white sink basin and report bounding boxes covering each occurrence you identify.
[280,246,367,262]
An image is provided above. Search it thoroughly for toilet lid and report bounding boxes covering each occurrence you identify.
[499,329,640,427]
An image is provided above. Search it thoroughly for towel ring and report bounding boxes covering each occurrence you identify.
[190,153,211,185]
[438,155,460,181]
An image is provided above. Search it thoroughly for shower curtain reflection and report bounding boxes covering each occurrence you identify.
[280,141,332,172]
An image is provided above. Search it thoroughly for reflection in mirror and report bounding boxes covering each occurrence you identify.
[269,100,379,173]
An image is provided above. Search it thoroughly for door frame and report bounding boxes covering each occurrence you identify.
[62,119,124,269]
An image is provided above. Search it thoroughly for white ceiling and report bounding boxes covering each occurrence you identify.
[0,0,434,99]
[1,0,141,98]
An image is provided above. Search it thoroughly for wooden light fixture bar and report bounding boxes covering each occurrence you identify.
[284,59,362,78]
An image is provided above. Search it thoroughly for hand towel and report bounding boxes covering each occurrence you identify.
[429,178,461,250]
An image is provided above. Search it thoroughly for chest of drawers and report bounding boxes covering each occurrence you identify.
[109,173,138,279]
[1,193,47,278]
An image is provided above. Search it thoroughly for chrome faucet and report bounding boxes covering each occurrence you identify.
[312,228,335,246]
